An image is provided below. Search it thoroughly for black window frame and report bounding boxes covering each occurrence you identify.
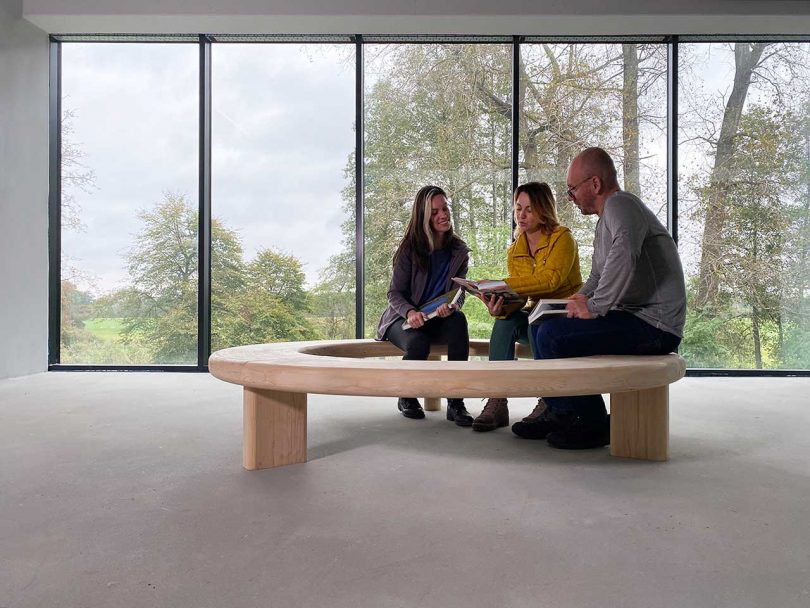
[47,33,810,377]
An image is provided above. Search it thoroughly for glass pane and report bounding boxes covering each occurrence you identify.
[519,43,669,271]
[678,42,810,369]
[362,43,513,339]
[211,44,356,349]
[60,43,199,364]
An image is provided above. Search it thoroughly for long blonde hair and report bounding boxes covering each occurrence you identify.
[394,185,463,271]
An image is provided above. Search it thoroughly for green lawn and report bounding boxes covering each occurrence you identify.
[83,318,125,342]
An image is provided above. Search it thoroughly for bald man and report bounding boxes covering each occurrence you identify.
[514,147,686,449]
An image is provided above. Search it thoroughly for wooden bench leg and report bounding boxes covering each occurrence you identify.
[609,386,669,461]
[424,397,441,411]
[243,388,307,470]
[424,353,442,411]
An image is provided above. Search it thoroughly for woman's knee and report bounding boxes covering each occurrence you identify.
[403,335,432,360]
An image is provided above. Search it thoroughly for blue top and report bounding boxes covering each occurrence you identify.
[420,247,452,305]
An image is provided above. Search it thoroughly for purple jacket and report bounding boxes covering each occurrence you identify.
[375,239,470,340]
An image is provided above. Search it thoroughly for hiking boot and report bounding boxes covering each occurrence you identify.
[472,398,509,432]
[511,398,556,440]
[397,397,425,419]
[446,398,473,427]
[522,398,550,423]
[546,414,611,450]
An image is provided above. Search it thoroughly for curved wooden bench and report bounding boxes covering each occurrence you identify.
[208,339,686,469]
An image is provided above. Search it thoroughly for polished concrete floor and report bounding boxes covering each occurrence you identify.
[1,372,809,608]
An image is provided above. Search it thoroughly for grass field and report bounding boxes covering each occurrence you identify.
[83,318,125,341]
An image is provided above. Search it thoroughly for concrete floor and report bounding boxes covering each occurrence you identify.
[1,373,809,608]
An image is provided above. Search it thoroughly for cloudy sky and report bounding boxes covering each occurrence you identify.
[62,42,356,294]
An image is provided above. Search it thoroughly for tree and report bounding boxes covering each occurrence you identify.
[707,106,802,367]
[678,42,810,368]
[319,42,666,337]
[121,193,320,362]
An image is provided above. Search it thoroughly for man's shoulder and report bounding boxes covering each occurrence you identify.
[605,190,644,209]
[603,191,648,222]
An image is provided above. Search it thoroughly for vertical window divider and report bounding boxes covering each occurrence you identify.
[48,37,62,366]
[511,36,521,200]
[355,35,365,339]
[198,35,213,367]
[667,35,679,244]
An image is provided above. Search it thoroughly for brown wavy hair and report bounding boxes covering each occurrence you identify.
[513,181,560,238]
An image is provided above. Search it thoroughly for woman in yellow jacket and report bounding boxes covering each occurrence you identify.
[472,181,583,433]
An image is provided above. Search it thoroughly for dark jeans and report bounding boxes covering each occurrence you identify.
[384,311,469,361]
[531,311,681,420]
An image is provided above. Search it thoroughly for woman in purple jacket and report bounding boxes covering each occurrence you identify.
[375,185,473,425]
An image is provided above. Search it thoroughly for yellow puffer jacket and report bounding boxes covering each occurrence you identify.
[500,225,583,317]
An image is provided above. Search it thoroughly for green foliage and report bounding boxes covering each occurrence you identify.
[212,290,320,351]
[63,193,324,364]
[682,102,810,368]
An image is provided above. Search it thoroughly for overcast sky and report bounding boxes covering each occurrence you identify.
[62,42,355,294]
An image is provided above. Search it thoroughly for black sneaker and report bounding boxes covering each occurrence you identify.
[446,398,474,427]
[546,414,610,450]
[397,397,425,419]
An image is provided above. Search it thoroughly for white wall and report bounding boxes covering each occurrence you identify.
[0,0,49,379]
[21,0,810,35]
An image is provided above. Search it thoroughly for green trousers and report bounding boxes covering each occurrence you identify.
[488,311,535,361]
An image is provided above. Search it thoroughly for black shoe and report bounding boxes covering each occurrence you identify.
[511,399,556,440]
[446,398,474,427]
[546,414,610,450]
[397,397,425,419]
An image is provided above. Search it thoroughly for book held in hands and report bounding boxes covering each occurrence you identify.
[402,288,463,329]
[451,277,524,304]
[528,298,571,324]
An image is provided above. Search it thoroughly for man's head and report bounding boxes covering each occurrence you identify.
[566,147,621,216]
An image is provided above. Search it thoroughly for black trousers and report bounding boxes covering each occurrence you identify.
[384,311,469,361]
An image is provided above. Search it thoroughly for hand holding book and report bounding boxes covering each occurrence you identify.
[527,298,573,324]
[402,288,463,330]
[451,277,523,304]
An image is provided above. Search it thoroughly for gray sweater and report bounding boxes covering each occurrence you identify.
[582,191,686,337]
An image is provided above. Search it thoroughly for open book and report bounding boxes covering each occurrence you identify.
[528,299,572,324]
[402,288,463,329]
[451,277,524,304]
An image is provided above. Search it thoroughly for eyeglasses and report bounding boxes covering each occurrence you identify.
[566,176,595,199]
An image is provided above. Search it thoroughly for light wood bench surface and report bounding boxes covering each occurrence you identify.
[208,339,686,469]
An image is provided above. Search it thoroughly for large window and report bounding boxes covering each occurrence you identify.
[60,43,198,364]
[678,42,810,369]
[519,42,668,268]
[52,37,810,372]
[363,43,513,338]
[211,43,356,349]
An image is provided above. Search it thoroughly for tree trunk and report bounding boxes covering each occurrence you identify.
[752,304,763,369]
[695,42,769,310]
[622,44,640,195]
